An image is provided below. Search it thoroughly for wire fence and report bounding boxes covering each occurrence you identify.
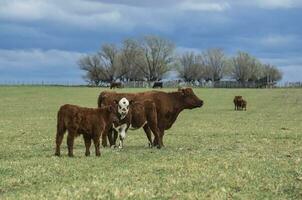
[0,80,302,88]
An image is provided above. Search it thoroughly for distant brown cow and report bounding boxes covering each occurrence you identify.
[242,99,247,111]
[98,88,204,147]
[110,99,160,148]
[233,96,243,110]
[110,82,123,89]
[233,96,247,111]
[54,104,118,157]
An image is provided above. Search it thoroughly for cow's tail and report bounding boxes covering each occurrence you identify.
[55,110,66,143]
[57,111,65,133]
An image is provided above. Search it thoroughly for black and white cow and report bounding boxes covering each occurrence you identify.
[109,99,161,148]
[111,97,131,148]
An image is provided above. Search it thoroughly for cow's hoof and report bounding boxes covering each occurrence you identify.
[54,152,60,157]
[85,153,90,156]
[102,142,108,148]
[118,146,123,149]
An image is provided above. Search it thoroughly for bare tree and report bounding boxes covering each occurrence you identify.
[177,52,203,82]
[231,51,282,83]
[120,39,144,81]
[231,51,255,82]
[137,35,175,81]
[97,44,121,82]
[201,48,226,82]
[262,64,282,82]
[78,54,103,86]
[247,58,262,81]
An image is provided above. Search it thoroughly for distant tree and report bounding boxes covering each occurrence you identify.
[97,44,121,82]
[262,64,282,82]
[231,51,282,83]
[177,52,203,82]
[231,51,255,82]
[79,35,283,86]
[137,35,175,81]
[78,54,103,86]
[201,48,226,82]
[120,39,144,81]
[247,58,263,81]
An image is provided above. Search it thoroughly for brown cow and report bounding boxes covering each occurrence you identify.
[110,82,123,89]
[110,100,160,148]
[233,96,247,111]
[98,87,204,147]
[233,96,243,110]
[242,99,247,111]
[54,104,118,157]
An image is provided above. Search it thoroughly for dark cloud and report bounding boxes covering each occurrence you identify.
[0,0,301,82]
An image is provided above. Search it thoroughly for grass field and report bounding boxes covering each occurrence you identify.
[0,86,302,199]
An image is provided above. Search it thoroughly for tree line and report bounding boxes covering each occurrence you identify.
[78,35,282,86]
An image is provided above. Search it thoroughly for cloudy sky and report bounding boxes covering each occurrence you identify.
[0,0,302,84]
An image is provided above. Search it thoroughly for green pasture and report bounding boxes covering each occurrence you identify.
[0,86,302,199]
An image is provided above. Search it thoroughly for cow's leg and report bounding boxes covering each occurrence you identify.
[112,130,118,147]
[102,129,108,147]
[67,132,75,157]
[145,102,162,149]
[109,129,118,148]
[93,136,101,157]
[159,130,165,147]
[107,128,114,147]
[118,135,124,149]
[148,123,162,149]
[55,126,65,156]
[152,127,165,148]
[83,135,91,156]
[118,125,127,149]
[143,125,153,147]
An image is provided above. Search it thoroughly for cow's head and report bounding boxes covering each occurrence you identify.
[104,105,119,125]
[178,88,203,109]
[115,97,131,119]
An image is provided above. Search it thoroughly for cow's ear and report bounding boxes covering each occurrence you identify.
[179,88,186,96]
[107,105,114,112]
[129,100,135,105]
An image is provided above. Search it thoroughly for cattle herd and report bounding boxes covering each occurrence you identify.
[54,88,247,157]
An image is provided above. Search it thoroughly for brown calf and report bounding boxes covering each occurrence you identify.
[242,99,247,111]
[55,104,118,157]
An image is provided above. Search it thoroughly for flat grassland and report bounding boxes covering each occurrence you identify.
[0,86,302,199]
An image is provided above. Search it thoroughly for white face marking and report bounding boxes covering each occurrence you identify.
[118,97,129,119]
